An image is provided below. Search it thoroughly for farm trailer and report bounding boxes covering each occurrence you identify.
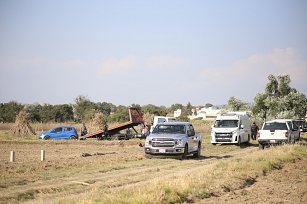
[79,108,144,140]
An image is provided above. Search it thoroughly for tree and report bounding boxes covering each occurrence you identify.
[0,101,24,123]
[204,103,213,108]
[73,95,96,122]
[253,74,307,120]
[170,103,183,113]
[227,97,247,111]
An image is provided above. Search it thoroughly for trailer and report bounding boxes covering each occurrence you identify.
[80,108,143,140]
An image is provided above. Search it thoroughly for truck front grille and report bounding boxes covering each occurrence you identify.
[152,138,175,147]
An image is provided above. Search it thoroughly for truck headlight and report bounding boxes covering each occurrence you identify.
[175,139,183,146]
[145,140,152,146]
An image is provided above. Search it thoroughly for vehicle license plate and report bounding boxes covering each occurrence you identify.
[270,140,276,143]
[159,149,166,153]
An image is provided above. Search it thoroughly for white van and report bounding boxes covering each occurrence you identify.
[211,112,251,145]
[149,116,177,132]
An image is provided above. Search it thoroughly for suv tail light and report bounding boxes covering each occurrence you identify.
[285,132,288,138]
[257,132,260,139]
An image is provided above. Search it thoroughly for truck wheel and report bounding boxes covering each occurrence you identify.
[145,153,153,159]
[180,144,188,160]
[193,143,201,158]
[259,143,264,150]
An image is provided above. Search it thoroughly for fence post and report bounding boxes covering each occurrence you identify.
[10,151,15,162]
[41,150,45,161]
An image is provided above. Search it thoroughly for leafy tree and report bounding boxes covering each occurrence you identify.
[170,103,183,113]
[253,74,307,120]
[108,105,129,123]
[25,103,43,122]
[227,97,247,111]
[142,104,162,115]
[73,95,96,122]
[54,104,74,122]
[96,102,114,116]
[204,103,213,108]
[0,101,24,123]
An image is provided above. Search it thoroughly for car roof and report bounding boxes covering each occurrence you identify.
[53,126,75,128]
[156,122,191,125]
[271,119,293,122]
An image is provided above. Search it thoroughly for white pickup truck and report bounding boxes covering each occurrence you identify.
[144,122,202,159]
[258,119,300,149]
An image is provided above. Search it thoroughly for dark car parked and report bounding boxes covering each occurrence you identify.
[293,120,307,133]
[39,126,78,140]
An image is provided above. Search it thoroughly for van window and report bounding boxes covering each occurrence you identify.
[214,120,238,128]
[158,118,166,123]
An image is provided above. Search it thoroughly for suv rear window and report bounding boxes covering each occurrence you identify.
[263,122,288,130]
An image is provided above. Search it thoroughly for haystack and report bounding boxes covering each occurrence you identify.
[12,110,36,136]
[88,112,108,133]
[143,112,154,126]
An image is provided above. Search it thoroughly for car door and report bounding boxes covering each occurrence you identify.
[238,119,246,142]
[50,127,63,140]
[187,124,197,152]
[290,121,300,140]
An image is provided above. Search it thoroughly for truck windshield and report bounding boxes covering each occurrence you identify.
[263,122,288,130]
[152,125,186,134]
[214,120,238,128]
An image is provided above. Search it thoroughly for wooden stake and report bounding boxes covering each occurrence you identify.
[10,151,15,162]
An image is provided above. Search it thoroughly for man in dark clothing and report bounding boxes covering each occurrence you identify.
[251,122,259,140]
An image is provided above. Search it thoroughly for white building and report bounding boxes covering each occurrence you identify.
[189,107,222,121]
[174,109,182,118]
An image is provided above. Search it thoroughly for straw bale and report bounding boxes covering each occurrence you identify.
[11,110,36,136]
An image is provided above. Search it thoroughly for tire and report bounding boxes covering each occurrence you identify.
[212,143,217,146]
[44,136,51,140]
[70,135,77,140]
[259,143,264,150]
[193,143,201,158]
[237,136,241,146]
[145,153,153,159]
[180,144,188,160]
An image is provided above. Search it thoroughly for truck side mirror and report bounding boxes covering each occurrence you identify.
[240,125,244,129]
[188,130,195,136]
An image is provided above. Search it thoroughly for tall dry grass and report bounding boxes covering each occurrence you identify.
[57,144,307,204]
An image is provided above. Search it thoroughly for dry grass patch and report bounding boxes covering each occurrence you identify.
[57,144,307,204]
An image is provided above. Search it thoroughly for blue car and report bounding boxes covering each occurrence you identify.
[39,126,78,140]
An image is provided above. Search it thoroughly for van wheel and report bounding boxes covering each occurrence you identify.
[237,136,241,146]
[193,143,201,158]
[180,144,188,160]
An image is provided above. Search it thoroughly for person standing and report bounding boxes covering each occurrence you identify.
[251,122,259,140]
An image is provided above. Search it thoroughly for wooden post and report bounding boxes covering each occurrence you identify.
[41,150,45,161]
[10,151,15,162]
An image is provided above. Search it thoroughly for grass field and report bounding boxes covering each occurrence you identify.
[0,122,306,203]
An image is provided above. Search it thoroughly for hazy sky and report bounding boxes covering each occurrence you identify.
[1,0,307,106]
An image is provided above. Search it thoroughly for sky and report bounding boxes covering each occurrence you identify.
[0,0,307,107]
